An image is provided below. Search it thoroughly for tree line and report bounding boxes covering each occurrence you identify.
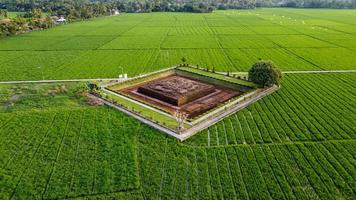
[1,0,354,14]
[256,0,355,9]
[1,0,354,37]
[0,8,55,37]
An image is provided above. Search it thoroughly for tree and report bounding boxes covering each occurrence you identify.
[87,82,99,92]
[23,8,42,18]
[248,60,282,87]
[0,9,8,18]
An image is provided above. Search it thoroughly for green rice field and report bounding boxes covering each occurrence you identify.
[0,9,356,81]
[0,8,355,199]
[0,73,355,199]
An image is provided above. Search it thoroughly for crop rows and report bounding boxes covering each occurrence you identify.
[289,48,356,70]
[55,50,157,79]
[1,9,356,81]
[168,27,213,35]
[0,107,140,199]
[138,127,355,199]
[0,74,354,199]
[187,73,356,146]
[151,49,235,72]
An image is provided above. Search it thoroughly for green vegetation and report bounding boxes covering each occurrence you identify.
[178,66,259,88]
[0,8,355,200]
[0,12,25,19]
[0,73,355,199]
[0,9,7,18]
[101,67,258,131]
[3,0,354,15]
[0,9,54,37]
[100,91,181,129]
[0,83,87,112]
[0,107,140,199]
[187,73,356,146]
[248,60,282,86]
[1,9,356,81]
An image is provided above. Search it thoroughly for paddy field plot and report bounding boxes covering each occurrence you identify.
[0,73,355,199]
[0,9,356,81]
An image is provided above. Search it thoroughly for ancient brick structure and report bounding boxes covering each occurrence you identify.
[119,74,241,118]
[137,76,215,106]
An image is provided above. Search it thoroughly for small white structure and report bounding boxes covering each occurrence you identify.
[56,16,66,23]
[113,9,120,15]
[119,74,127,79]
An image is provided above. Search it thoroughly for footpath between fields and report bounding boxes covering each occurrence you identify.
[218,69,356,76]
[0,69,355,84]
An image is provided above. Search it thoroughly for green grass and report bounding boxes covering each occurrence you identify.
[0,9,355,81]
[0,12,23,19]
[0,82,87,112]
[177,66,259,88]
[102,67,256,129]
[101,91,180,129]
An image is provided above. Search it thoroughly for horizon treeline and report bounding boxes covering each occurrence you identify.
[0,0,355,15]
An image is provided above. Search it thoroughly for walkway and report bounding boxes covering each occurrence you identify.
[96,85,279,141]
[217,69,356,75]
[0,69,355,84]
[282,70,356,74]
[0,78,121,84]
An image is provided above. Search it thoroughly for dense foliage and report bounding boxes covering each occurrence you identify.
[0,8,55,36]
[0,0,217,14]
[0,9,7,18]
[1,0,354,14]
[248,60,282,86]
[257,0,356,8]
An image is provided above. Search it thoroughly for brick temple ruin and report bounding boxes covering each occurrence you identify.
[120,74,240,118]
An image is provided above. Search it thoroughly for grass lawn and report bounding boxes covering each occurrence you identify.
[177,66,260,88]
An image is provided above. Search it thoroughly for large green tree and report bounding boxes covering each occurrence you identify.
[248,60,282,87]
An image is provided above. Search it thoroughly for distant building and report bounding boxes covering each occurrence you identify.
[56,16,66,23]
[112,9,120,15]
